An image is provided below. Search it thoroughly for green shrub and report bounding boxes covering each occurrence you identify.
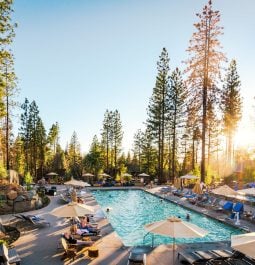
[0,239,7,246]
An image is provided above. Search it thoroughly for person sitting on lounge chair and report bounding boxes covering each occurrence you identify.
[63,232,93,246]
[77,218,100,235]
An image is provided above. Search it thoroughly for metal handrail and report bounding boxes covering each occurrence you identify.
[143,232,154,247]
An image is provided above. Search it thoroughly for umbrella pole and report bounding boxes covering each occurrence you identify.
[173,237,175,265]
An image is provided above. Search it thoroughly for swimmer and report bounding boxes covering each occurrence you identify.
[106,208,110,213]
[186,213,190,220]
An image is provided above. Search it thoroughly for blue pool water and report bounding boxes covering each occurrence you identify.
[92,189,243,246]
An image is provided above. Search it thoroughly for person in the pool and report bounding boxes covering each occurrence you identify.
[186,213,190,220]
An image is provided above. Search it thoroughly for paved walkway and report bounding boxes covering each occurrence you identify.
[1,185,255,265]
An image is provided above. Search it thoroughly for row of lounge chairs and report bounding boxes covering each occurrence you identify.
[178,248,255,265]
[169,187,247,220]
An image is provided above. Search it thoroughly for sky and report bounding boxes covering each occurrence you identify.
[12,0,255,154]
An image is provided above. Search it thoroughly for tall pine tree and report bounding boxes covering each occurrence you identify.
[221,59,242,165]
[147,48,170,183]
[185,0,226,182]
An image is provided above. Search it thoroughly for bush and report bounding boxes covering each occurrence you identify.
[0,240,7,246]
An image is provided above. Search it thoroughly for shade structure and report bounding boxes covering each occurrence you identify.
[99,173,110,177]
[180,174,199,180]
[138,173,150,177]
[82,173,94,177]
[51,202,95,217]
[145,216,208,264]
[231,232,255,259]
[122,173,132,177]
[238,188,255,196]
[46,172,58,176]
[192,182,203,195]
[174,178,181,189]
[211,184,238,196]
[64,179,91,187]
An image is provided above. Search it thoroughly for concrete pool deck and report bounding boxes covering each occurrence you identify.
[1,185,255,265]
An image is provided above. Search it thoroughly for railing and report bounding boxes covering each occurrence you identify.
[143,232,154,247]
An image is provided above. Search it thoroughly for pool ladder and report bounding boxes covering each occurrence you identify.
[143,232,154,247]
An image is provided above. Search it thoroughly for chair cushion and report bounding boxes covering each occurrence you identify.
[129,252,145,263]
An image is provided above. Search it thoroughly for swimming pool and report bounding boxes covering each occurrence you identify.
[92,189,243,246]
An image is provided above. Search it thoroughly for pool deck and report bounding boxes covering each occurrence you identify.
[1,185,255,265]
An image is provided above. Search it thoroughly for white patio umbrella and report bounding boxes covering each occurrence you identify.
[231,232,255,259]
[180,174,199,180]
[138,173,150,177]
[51,202,95,217]
[211,184,238,196]
[145,216,208,264]
[64,179,91,187]
[82,173,94,177]
[238,188,255,196]
[122,173,132,177]
[46,172,58,176]
[99,173,111,177]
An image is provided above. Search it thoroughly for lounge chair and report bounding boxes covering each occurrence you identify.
[178,250,209,264]
[127,247,148,265]
[60,236,93,261]
[27,215,50,227]
[214,201,233,212]
[178,249,236,264]
[0,244,21,265]
[232,202,244,214]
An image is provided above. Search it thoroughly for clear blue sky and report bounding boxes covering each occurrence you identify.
[12,0,255,153]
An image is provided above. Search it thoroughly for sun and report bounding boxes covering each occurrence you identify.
[234,125,255,148]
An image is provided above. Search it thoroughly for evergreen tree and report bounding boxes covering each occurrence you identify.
[147,48,170,183]
[221,59,242,165]
[48,122,59,154]
[185,0,226,182]
[0,0,17,170]
[168,68,187,180]
[35,117,46,178]
[28,100,39,178]
[83,135,104,177]
[11,135,25,175]
[68,131,82,178]
[133,129,143,172]
[111,110,123,176]
[141,127,157,176]
[101,110,112,172]
[50,144,66,176]
[20,98,30,172]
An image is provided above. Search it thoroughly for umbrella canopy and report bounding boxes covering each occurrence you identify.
[145,216,207,238]
[238,188,255,196]
[192,182,203,195]
[174,178,181,189]
[145,216,208,263]
[231,232,255,259]
[138,173,150,177]
[180,174,199,180]
[51,202,95,217]
[82,173,94,177]
[122,173,132,177]
[64,179,91,187]
[99,173,110,177]
[211,184,238,196]
[46,172,58,176]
